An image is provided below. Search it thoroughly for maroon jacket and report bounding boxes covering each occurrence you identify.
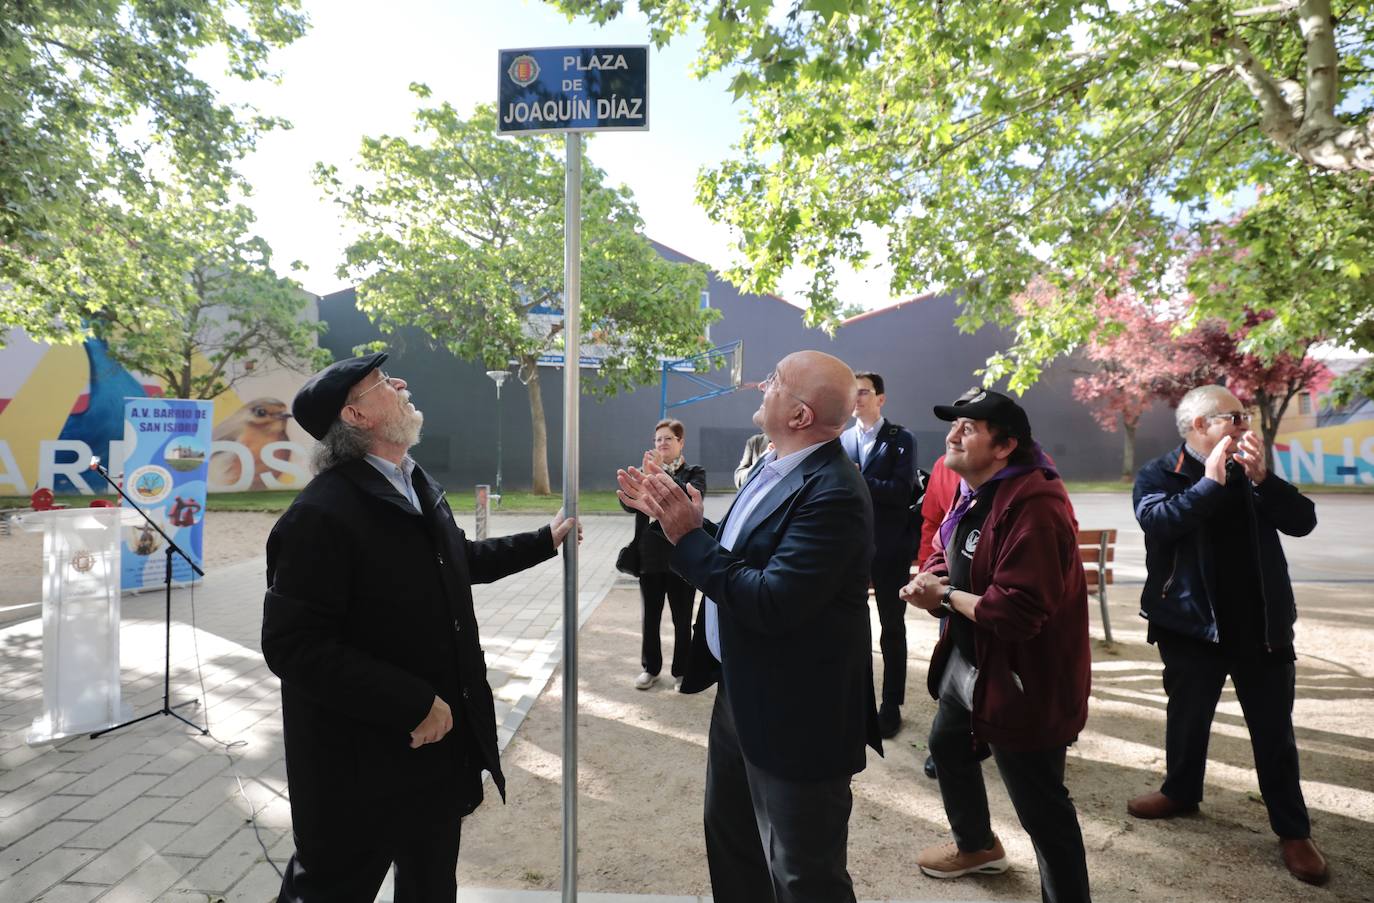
[924,467,1090,751]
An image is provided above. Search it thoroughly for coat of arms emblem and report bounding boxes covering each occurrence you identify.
[508,54,539,87]
[70,549,96,573]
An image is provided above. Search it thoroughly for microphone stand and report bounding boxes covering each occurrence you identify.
[87,459,208,738]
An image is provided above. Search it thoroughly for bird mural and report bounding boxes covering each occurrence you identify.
[209,398,294,491]
[53,340,152,493]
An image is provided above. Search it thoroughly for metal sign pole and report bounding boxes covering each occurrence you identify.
[561,129,582,903]
[497,45,645,903]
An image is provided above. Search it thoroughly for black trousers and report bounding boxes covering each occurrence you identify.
[639,570,696,677]
[929,694,1091,903]
[277,811,462,903]
[871,552,910,708]
[1155,632,1310,838]
[704,689,856,903]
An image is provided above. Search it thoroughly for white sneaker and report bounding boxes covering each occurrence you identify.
[634,671,658,690]
[674,676,684,691]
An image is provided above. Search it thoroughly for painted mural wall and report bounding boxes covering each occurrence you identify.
[0,329,316,496]
[1272,412,1374,485]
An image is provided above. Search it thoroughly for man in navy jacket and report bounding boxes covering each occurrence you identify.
[842,370,917,738]
[1129,384,1326,886]
[618,350,882,903]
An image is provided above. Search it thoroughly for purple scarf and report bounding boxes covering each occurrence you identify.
[936,443,1058,552]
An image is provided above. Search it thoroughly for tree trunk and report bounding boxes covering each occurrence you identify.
[525,356,552,495]
[1261,420,1279,473]
[1257,384,1302,477]
[1121,417,1137,481]
[178,348,194,399]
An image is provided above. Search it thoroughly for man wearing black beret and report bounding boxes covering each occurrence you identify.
[262,353,578,902]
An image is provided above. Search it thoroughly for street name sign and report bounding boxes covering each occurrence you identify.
[497,46,649,135]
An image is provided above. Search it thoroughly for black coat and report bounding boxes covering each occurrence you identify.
[842,419,918,563]
[676,439,882,781]
[620,462,707,574]
[261,459,556,850]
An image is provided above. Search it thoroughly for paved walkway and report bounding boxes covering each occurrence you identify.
[0,512,631,902]
[1,493,1368,902]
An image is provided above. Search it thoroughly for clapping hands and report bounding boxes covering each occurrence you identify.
[617,459,703,544]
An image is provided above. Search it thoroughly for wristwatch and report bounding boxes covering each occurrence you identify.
[939,588,955,613]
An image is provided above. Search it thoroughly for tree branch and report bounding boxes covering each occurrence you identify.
[1226,15,1374,171]
[1225,32,1302,141]
[1297,0,1340,127]
[1234,2,1300,15]
[1160,60,1229,75]
[33,34,117,79]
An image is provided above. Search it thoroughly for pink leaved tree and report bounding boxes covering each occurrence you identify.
[1187,313,1333,471]
[1018,273,1218,479]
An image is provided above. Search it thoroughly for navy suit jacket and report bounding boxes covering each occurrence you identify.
[843,419,917,562]
[675,438,882,781]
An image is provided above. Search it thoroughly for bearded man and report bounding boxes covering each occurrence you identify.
[262,352,577,902]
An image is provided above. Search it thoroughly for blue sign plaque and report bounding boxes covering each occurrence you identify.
[497,46,649,135]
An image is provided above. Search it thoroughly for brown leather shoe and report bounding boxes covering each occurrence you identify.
[1281,838,1329,885]
[1126,790,1199,819]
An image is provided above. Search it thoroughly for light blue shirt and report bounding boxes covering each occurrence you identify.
[846,416,884,468]
[365,453,421,512]
[705,440,829,661]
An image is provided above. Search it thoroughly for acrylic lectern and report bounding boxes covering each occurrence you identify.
[18,507,134,744]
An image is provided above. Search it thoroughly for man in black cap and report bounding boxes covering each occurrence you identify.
[900,389,1092,903]
[262,353,579,902]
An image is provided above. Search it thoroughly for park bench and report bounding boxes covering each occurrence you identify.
[902,527,1118,645]
[1078,528,1117,644]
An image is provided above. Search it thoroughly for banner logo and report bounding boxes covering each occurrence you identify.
[127,465,172,505]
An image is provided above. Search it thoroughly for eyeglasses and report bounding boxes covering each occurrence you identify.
[758,371,813,411]
[352,371,394,403]
[1208,410,1251,426]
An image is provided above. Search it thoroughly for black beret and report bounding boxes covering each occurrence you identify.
[933,388,1032,442]
[292,352,388,441]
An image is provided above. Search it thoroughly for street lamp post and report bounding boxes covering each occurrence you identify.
[485,369,509,504]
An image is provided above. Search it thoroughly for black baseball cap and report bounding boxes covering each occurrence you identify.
[292,352,388,441]
[933,388,1032,441]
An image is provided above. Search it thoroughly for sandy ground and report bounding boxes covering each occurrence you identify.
[457,583,1374,902]
[4,510,1370,900]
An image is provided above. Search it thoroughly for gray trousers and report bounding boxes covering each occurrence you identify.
[703,689,856,903]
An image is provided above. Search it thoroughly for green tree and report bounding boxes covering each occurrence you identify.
[0,0,307,346]
[1186,173,1374,401]
[1186,314,1332,470]
[75,181,330,399]
[317,91,715,494]
[556,0,1374,389]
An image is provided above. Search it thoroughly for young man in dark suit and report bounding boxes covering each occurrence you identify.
[618,350,883,903]
[843,370,918,737]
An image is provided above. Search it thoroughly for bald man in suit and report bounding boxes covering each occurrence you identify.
[619,350,882,903]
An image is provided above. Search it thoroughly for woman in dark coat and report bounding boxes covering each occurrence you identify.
[622,418,705,690]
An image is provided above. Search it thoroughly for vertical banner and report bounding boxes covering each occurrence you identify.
[120,398,212,591]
